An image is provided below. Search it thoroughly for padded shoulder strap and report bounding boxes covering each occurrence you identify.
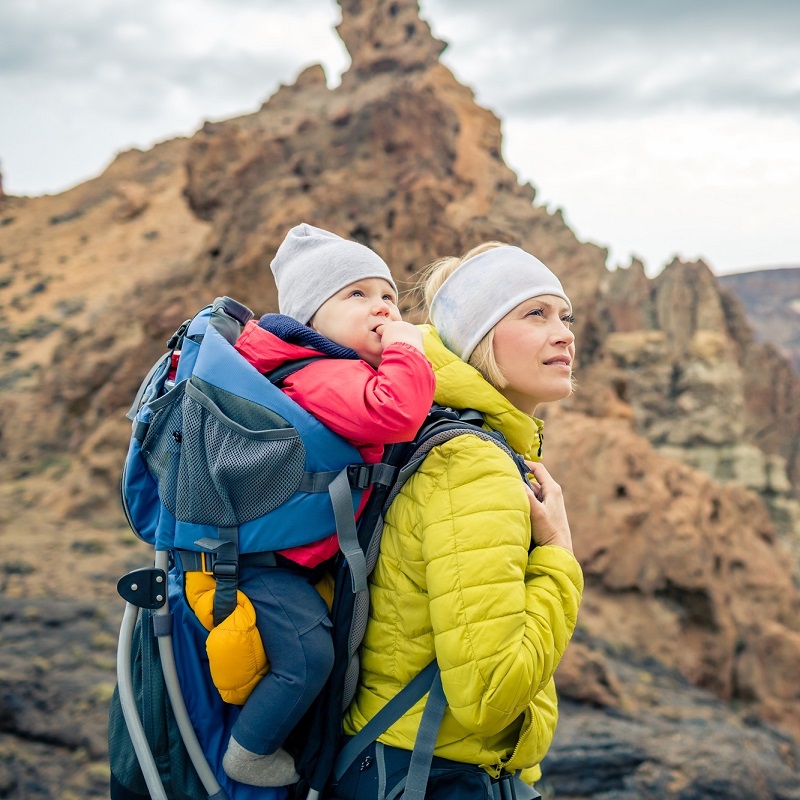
[384,413,529,513]
[209,296,253,344]
[329,409,535,798]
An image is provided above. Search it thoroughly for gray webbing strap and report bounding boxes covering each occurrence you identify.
[194,529,239,626]
[299,471,340,493]
[177,550,276,572]
[383,773,406,800]
[386,669,447,800]
[299,462,395,494]
[212,527,239,626]
[329,467,368,593]
[151,613,173,637]
[334,660,439,781]
[376,743,388,800]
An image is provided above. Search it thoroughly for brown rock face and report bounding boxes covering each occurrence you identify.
[544,409,800,737]
[720,266,800,373]
[572,257,800,562]
[337,0,446,81]
[1,0,799,794]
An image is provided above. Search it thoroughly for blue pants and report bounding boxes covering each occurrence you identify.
[230,566,334,755]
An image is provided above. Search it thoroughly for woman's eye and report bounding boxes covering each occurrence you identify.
[562,314,575,326]
[525,308,544,318]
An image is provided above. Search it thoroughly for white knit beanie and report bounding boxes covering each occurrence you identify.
[270,223,398,324]
[430,245,572,362]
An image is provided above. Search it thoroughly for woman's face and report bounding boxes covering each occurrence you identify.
[492,294,575,414]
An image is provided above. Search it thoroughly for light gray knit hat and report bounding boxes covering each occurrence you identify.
[270,223,398,324]
[430,245,572,362]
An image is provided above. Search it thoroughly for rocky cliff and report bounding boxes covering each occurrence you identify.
[1,1,799,797]
[720,266,800,373]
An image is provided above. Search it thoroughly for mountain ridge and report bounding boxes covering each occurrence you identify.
[719,265,800,373]
[1,1,799,796]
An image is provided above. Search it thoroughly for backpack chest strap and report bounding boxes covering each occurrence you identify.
[176,549,278,573]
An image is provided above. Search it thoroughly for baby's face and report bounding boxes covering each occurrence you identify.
[309,278,401,366]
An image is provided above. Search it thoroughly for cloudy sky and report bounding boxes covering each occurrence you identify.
[1,0,798,276]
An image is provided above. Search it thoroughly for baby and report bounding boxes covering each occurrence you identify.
[221,223,436,787]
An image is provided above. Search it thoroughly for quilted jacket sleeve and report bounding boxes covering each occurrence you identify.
[420,434,583,736]
[283,342,435,447]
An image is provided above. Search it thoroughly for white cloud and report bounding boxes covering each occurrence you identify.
[421,0,800,119]
[0,0,797,275]
[419,0,800,273]
[0,0,348,194]
[502,111,800,274]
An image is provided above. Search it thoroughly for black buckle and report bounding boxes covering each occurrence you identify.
[199,552,238,579]
[213,561,238,579]
[347,464,373,490]
[166,318,191,349]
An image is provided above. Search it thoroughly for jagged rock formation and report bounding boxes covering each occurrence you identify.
[718,266,800,548]
[546,409,800,736]
[1,0,800,796]
[573,258,800,569]
[720,266,800,374]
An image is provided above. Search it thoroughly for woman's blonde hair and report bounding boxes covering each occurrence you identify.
[420,241,508,389]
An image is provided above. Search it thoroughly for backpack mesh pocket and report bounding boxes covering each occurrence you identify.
[141,378,305,526]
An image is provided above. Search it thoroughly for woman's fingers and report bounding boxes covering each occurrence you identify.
[527,461,554,488]
[524,462,573,553]
[523,460,542,498]
[526,480,543,502]
[524,482,542,504]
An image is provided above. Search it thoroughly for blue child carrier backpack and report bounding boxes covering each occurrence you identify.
[109,296,534,800]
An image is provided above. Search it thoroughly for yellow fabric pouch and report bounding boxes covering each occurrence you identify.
[185,571,268,706]
[184,570,336,706]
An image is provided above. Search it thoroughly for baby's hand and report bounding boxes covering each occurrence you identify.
[375,320,425,354]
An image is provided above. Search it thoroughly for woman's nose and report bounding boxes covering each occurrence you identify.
[555,322,575,344]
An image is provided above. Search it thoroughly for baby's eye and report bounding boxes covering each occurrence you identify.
[349,290,365,298]
[383,294,397,303]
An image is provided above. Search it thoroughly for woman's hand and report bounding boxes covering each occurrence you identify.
[524,461,574,553]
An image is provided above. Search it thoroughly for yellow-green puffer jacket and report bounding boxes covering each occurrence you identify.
[343,326,584,784]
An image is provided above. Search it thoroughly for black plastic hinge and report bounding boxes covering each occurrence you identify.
[117,568,168,609]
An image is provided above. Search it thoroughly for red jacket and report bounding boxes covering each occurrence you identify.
[234,320,435,566]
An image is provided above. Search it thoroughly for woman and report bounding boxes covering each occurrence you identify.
[331,242,584,799]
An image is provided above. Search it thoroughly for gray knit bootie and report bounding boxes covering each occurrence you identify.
[222,737,300,787]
